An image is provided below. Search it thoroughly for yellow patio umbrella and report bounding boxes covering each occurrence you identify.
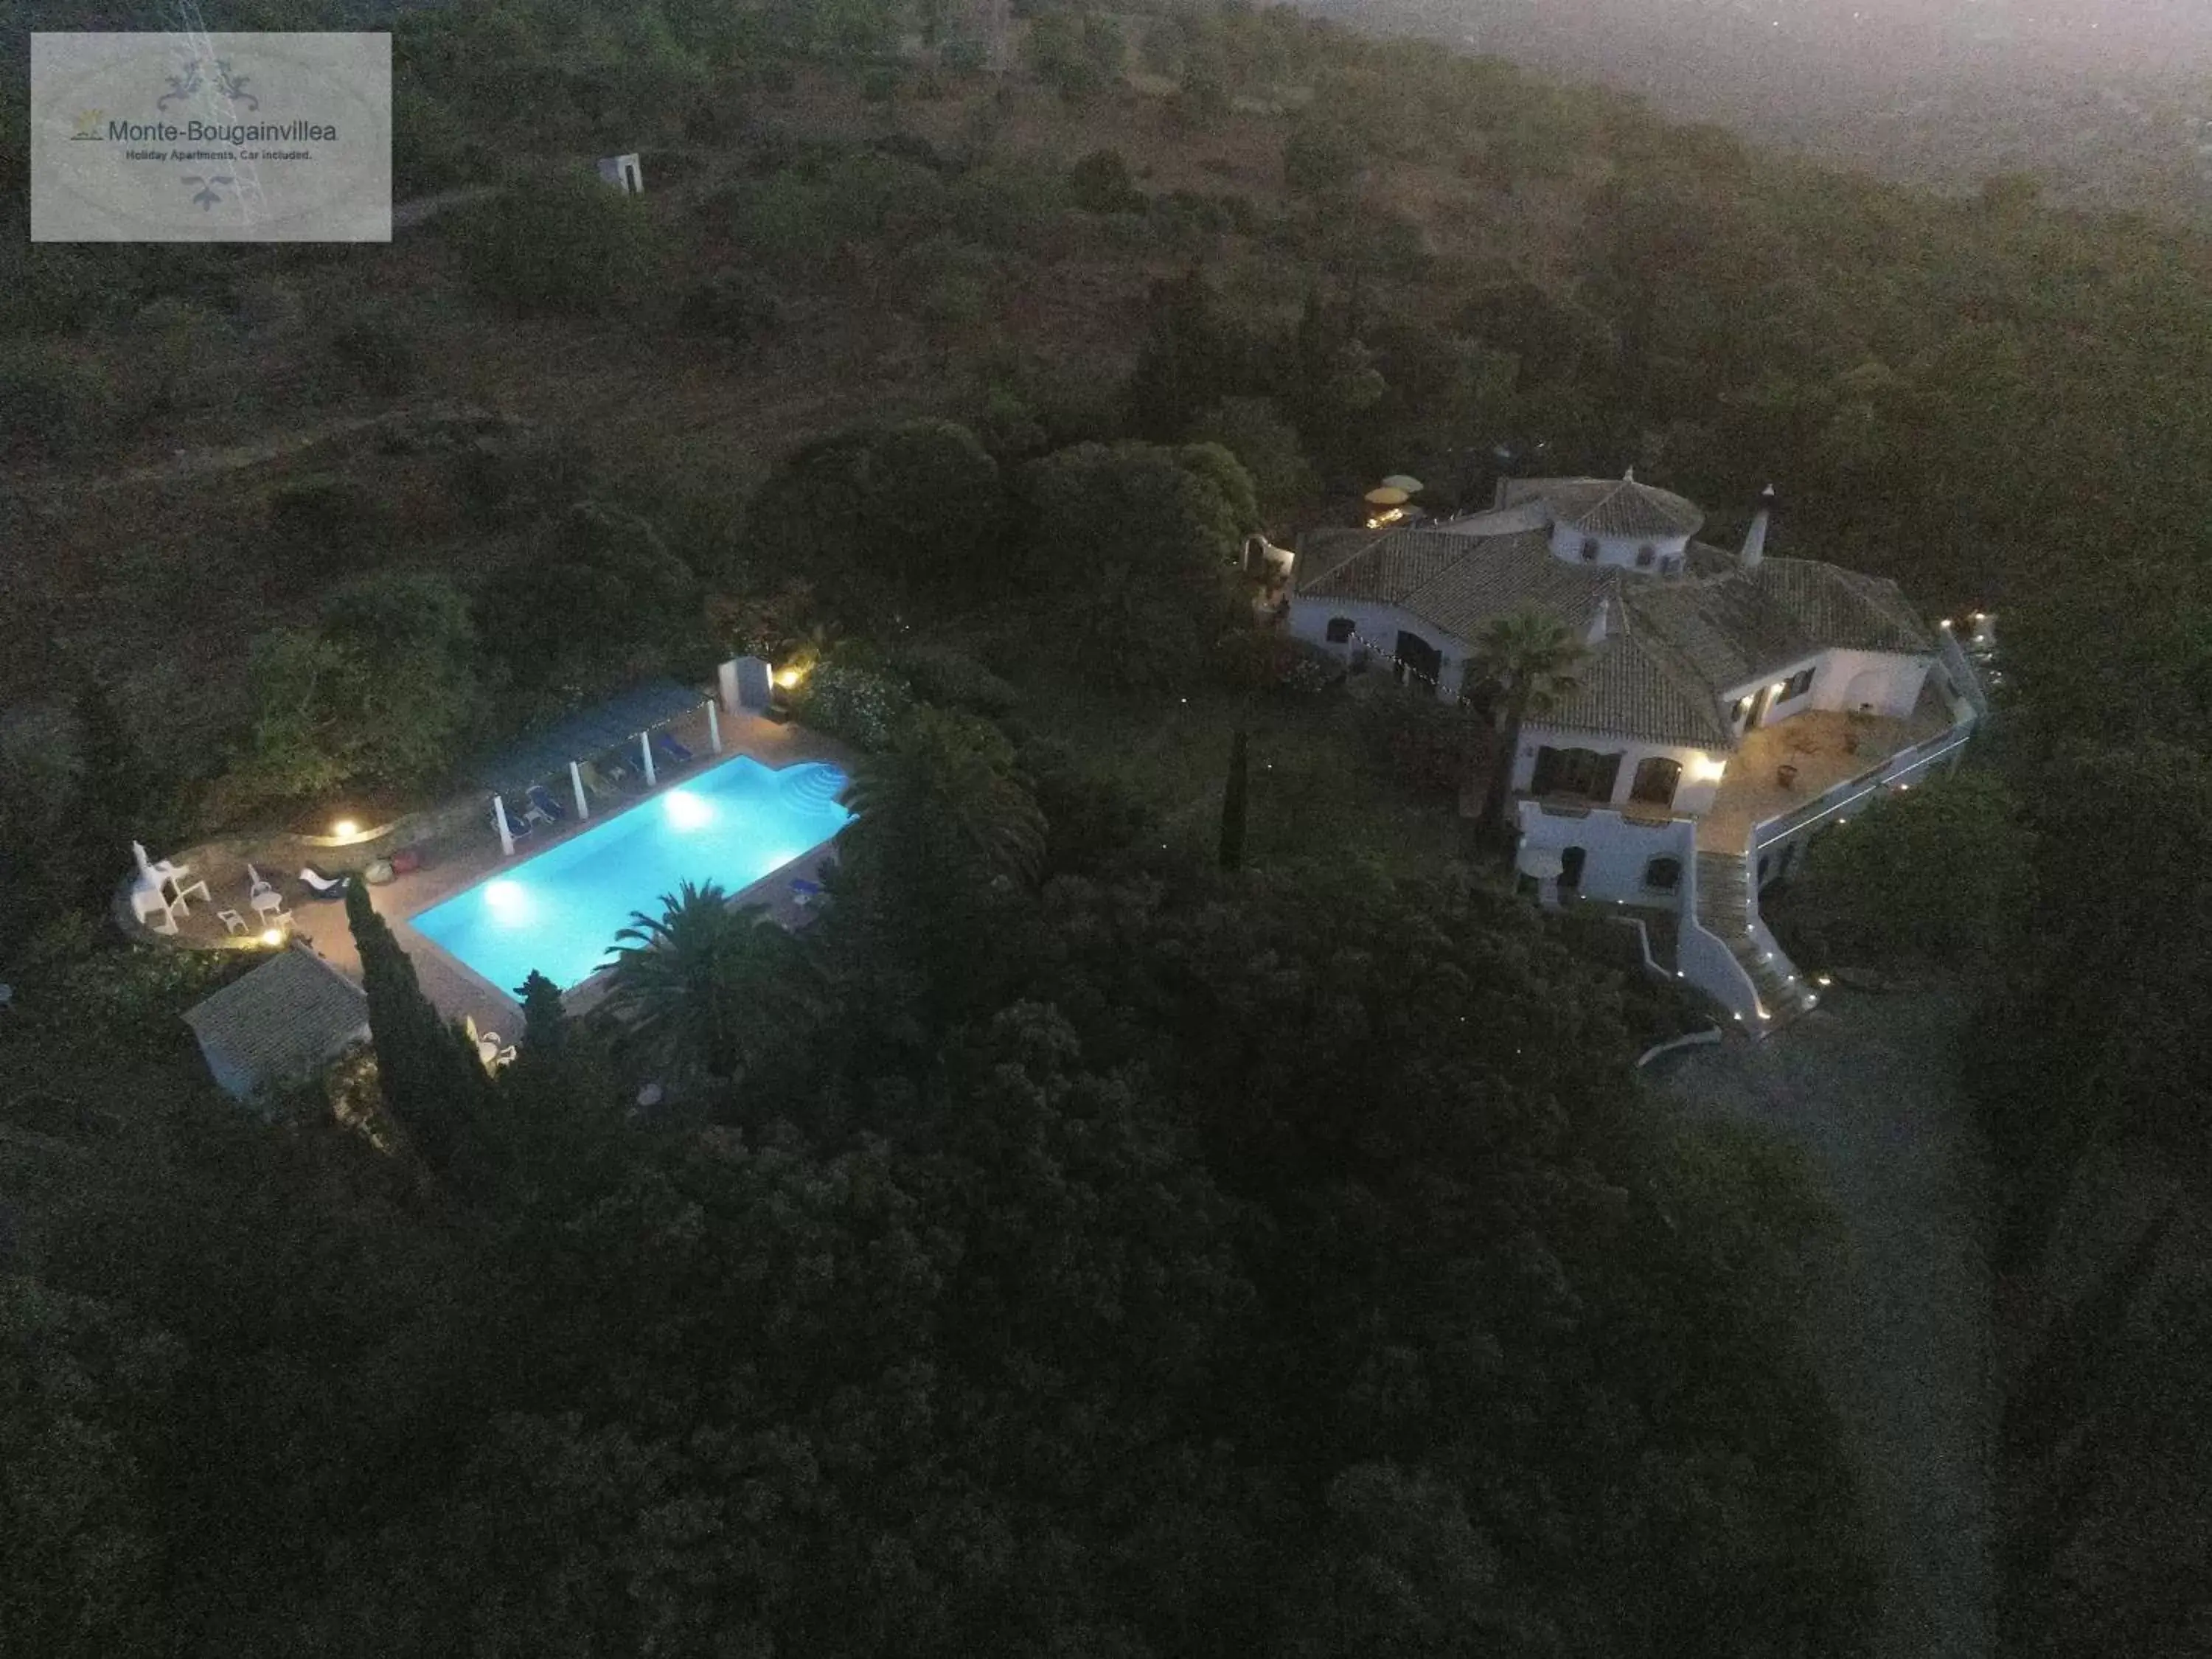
[1380,473,1425,493]
[1363,485,1410,507]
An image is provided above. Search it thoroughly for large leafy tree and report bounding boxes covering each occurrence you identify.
[1786,768,2031,966]
[1464,609,1590,838]
[240,572,483,801]
[1020,439,1254,687]
[745,419,1004,621]
[479,501,700,715]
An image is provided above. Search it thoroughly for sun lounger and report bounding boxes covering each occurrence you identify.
[579,759,622,800]
[526,783,568,824]
[654,732,694,768]
[297,866,350,900]
[170,876,211,910]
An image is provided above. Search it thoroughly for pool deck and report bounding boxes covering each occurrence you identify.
[160,706,856,1037]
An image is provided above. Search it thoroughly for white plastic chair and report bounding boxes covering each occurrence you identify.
[170,877,211,911]
[130,883,179,935]
[217,909,248,935]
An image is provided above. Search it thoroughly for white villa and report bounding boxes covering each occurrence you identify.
[1290,474,1986,1034]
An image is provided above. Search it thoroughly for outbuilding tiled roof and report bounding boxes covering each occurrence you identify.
[184,947,369,1099]
[1295,487,1936,749]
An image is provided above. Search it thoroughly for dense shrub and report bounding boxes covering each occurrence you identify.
[449,431,596,528]
[1782,768,2031,967]
[789,661,916,751]
[265,474,380,566]
[0,344,111,458]
[327,310,421,395]
[1354,685,1486,798]
[680,267,784,346]
[451,173,654,313]
[945,161,1070,252]
[891,646,1021,714]
[1068,147,1144,215]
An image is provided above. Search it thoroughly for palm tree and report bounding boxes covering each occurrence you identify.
[1467,608,1590,840]
[841,706,1046,891]
[602,883,813,1087]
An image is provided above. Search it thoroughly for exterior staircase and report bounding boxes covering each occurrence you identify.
[1693,851,1820,1036]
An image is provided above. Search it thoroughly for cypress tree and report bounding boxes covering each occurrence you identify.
[517,970,568,1060]
[346,881,487,1184]
[1218,726,1249,872]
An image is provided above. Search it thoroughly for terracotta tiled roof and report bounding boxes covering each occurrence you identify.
[1295,504,1936,749]
[1505,476,1705,539]
[183,948,369,1099]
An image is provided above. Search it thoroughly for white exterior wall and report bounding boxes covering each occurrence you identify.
[1545,522,1694,570]
[1287,596,1472,700]
[1812,649,1930,719]
[1517,801,1696,906]
[1720,649,1930,728]
[1510,722,1730,818]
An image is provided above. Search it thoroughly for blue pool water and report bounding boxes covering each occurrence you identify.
[410,757,852,994]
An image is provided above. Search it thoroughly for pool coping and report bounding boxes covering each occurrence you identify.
[248,707,857,1037]
[403,748,851,1009]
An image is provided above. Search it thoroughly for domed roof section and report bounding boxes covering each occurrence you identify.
[1541,474,1705,540]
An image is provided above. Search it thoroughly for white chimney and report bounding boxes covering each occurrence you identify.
[1741,484,1775,570]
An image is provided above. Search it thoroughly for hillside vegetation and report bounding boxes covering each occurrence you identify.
[3,4,2211,1657]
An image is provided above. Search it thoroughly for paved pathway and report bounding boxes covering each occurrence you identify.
[1655,987,1994,1659]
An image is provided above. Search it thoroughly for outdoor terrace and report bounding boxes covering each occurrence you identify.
[1697,680,1962,855]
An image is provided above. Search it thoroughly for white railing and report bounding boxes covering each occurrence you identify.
[1750,724,1977,853]
[1937,627,1989,719]
[1678,851,1766,1028]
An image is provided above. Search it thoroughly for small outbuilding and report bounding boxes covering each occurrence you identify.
[183,947,370,1104]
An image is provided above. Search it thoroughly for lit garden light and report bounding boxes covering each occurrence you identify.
[260,928,285,947]
[332,818,360,840]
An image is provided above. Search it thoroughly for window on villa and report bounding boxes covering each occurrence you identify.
[1325,616,1355,644]
[1531,745,1622,802]
[1630,757,1681,807]
[1643,856,1681,891]
[1781,667,1815,700]
[1635,543,1655,567]
[1581,538,1601,561]
[1660,555,1681,575]
[1731,698,1750,725]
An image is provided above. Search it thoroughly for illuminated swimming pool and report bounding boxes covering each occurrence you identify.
[410,757,852,994]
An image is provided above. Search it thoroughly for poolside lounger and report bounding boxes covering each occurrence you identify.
[297,866,351,900]
[654,732,694,768]
[526,783,568,824]
[790,877,824,908]
[579,759,622,800]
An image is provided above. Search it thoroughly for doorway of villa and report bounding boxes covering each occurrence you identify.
[1394,630,1442,688]
[1558,846,1586,898]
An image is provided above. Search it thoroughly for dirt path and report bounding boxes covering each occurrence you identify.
[1655,987,1994,1659]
